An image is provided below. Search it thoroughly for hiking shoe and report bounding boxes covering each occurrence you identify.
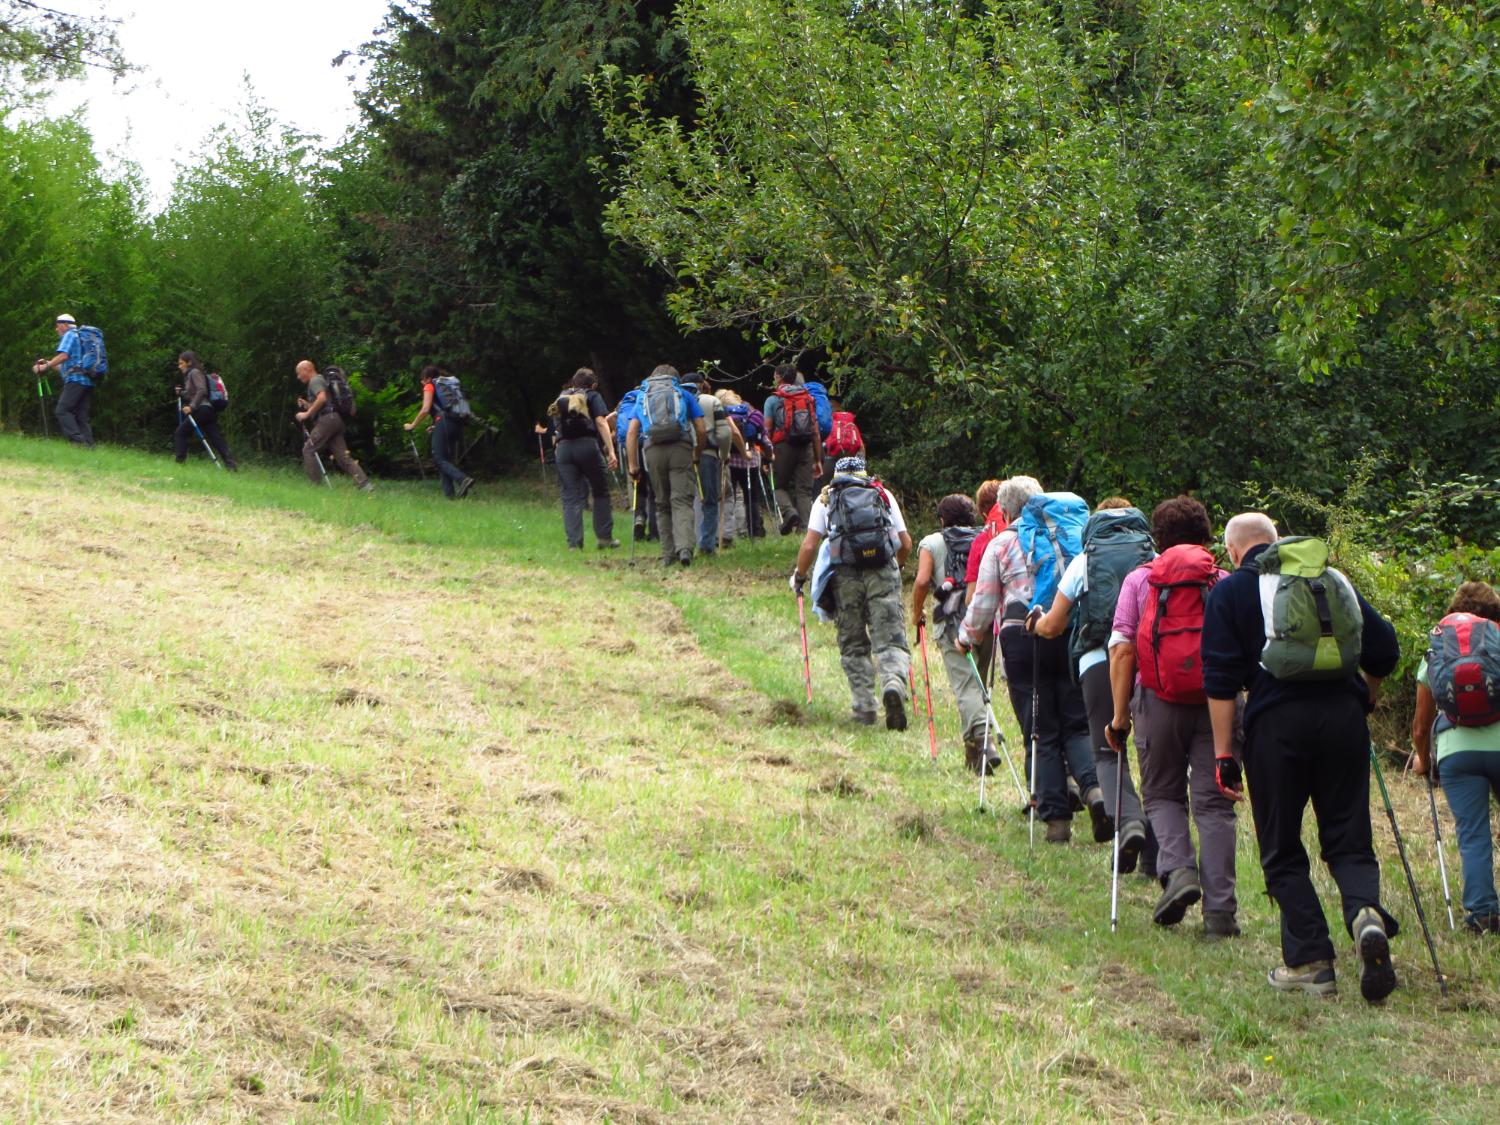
[633,521,647,541]
[1044,819,1072,844]
[1086,786,1111,842]
[1353,906,1397,1003]
[357,481,375,493]
[851,710,877,726]
[779,510,798,536]
[882,688,907,732]
[1268,960,1336,997]
[1203,911,1241,940]
[456,475,474,498]
[1152,867,1202,927]
[678,549,692,567]
[598,539,621,549]
[1116,820,1147,875]
[963,738,983,774]
[1464,913,1500,935]
[567,543,583,550]
[981,741,1003,776]
[1068,779,1084,813]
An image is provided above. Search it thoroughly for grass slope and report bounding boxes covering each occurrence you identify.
[0,434,1494,1124]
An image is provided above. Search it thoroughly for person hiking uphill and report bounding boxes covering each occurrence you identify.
[174,351,237,470]
[719,389,771,541]
[404,366,474,499]
[912,494,997,772]
[681,371,745,554]
[548,368,619,548]
[1029,497,1151,869]
[1107,497,1236,933]
[790,456,912,728]
[1411,580,1500,935]
[1202,512,1401,1001]
[763,364,823,535]
[294,360,372,491]
[32,313,100,447]
[625,364,708,567]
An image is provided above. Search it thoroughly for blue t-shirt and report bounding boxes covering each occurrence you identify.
[56,329,91,387]
[633,382,703,448]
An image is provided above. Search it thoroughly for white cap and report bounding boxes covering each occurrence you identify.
[54,313,76,325]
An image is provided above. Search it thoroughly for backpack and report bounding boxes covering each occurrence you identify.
[772,386,816,446]
[74,325,107,379]
[434,375,473,420]
[640,374,690,444]
[615,389,641,453]
[826,477,896,569]
[935,525,979,621]
[553,390,595,440]
[1254,537,1363,682]
[1013,492,1089,611]
[1070,507,1154,668]
[725,402,766,447]
[704,394,732,451]
[1137,544,1219,704]
[206,371,230,412]
[824,411,863,456]
[1425,613,1500,729]
[803,381,834,433]
[323,366,356,418]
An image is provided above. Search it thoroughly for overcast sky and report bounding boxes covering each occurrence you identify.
[53,0,397,205]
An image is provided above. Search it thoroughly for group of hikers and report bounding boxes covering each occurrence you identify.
[30,315,1499,1006]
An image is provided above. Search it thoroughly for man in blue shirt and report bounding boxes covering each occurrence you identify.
[32,314,95,447]
[625,365,707,567]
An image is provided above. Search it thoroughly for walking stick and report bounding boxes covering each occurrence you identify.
[180,397,221,468]
[1426,768,1457,931]
[1370,745,1447,996]
[917,621,938,762]
[796,589,813,704]
[628,479,639,568]
[537,432,547,479]
[302,425,333,488]
[1029,634,1041,849]
[1110,741,1127,933]
[408,434,427,479]
[964,649,1029,806]
[35,366,51,437]
[908,662,921,715]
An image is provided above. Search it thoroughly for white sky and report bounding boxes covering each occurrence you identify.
[52,0,397,205]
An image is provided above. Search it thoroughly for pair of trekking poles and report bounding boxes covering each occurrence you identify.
[179,397,225,470]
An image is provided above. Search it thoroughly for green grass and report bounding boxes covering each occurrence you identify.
[0,432,1494,1123]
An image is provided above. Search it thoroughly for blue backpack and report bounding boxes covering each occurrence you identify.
[725,402,766,446]
[73,325,108,379]
[615,389,641,453]
[1013,492,1089,611]
[640,373,691,444]
[803,381,833,434]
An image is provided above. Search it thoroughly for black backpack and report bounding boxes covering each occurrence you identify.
[1069,507,1154,669]
[553,390,595,440]
[827,479,895,569]
[323,366,356,418]
[935,526,979,621]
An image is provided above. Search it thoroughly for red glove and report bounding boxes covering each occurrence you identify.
[1215,755,1244,802]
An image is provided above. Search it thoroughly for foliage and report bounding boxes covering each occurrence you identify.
[0,0,127,96]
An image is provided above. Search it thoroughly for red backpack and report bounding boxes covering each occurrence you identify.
[1137,544,1219,704]
[771,387,816,446]
[1426,613,1500,728]
[824,411,862,456]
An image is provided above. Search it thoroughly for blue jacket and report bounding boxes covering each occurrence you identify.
[1201,543,1400,731]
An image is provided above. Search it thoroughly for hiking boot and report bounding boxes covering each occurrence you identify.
[633,521,647,541]
[357,480,376,493]
[1268,960,1336,997]
[981,741,1003,776]
[851,709,877,726]
[1044,819,1072,844]
[456,476,474,498]
[598,539,621,549]
[1116,820,1147,875]
[1353,906,1397,1003]
[678,549,693,567]
[963,738,983,774]
[1068,779,1084,813]
[1464,913,1500,935]
[1152,867,1202,927]
[882,688,907,732]
[1086,786,1111,842]
[779,510,798,536]
[1203,911,1241,940]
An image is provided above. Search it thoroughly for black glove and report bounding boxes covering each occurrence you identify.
[1215,755,1243,801]
[789,571,806,595]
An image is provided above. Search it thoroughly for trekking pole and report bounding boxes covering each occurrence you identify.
[1370,745,1447,996]
[302,425,333,488]
[964,649,1029,806]
[408,434,427,479]
[628,480,639,568]
[916,622,938,762]
[537,432,547,480]
[1110,742,1127,933]
[180,397,221,468]
[1029,635,1041,849]
[765,465,784,524]
[1425,768,1457,931]
[796,589,813,704]
[35,366,51,437]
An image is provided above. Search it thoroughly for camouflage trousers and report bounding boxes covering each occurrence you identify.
[833,563,911,715]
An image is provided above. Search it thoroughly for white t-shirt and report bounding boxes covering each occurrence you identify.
[1057,552,1106,676]
[808,479,907,537]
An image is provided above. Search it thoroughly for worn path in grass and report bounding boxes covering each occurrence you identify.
[0,436,1496,1123]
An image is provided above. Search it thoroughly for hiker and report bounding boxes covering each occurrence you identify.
[912,494,997,772]
[821,396,865,483]
[964,479,1008,607]
[763,364,822,534]
[294,360,372,491]
[681,372,745,554]
[548,368,619,549]
[404,366,474,499]
[625,364,708,567]
[173,351,238,470]
[958,477,1103,842]
[1106,497,1237,933]
[1029,497,1152,873]
[790,456,912,728]
[1412,580,1500,935]
[720,389,772,541]
[1203,512,1401,1001]
[609,389,657,541]
[32,313,100,447]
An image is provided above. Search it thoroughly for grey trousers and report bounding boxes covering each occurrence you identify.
[1081,661,1144,828]
[1132,685,1239,914]
[645,440,696,561]
[557,437,613,546]
[773,441,816,530]
[833,563,911,714]
[935,616,988,742]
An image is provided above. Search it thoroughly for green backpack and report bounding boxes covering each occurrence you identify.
[1254,537,1363,681]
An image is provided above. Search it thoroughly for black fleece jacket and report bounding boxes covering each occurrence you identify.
[1201,542,1400,731]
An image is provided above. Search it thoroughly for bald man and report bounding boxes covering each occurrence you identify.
[1202,512,1400,1002]
[295,360,371,491]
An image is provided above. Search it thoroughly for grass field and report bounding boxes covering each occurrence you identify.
[0,434,1495,1123]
